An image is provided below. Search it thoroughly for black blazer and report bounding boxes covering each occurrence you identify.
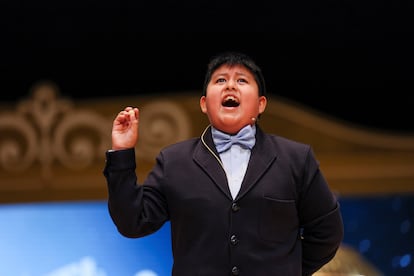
[104,125,344,276]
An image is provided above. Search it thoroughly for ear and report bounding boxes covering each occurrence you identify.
[258,96,267,114]
[200,96,207,114]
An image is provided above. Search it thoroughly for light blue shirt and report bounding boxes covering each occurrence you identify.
[212,125,256,199]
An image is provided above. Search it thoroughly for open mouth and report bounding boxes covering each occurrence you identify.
[222,95,240,107]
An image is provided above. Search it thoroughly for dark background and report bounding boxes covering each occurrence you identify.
[1,1,413,133]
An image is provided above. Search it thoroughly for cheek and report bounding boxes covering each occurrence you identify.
[206,97,221,109]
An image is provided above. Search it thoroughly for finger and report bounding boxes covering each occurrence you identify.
[124,106,135,112]
[128,108,139,120]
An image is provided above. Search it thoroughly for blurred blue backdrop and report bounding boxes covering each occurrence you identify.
[0,201,172,276]
[339,194,414,276]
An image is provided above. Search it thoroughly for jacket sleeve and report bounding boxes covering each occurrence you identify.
[103,148,168,238]
[298,147,344,275]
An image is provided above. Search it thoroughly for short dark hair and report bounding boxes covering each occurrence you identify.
[202,51,267,97]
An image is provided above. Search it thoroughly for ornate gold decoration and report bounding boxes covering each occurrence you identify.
[315,244,383,276]
[138,100,191,161]
[0,81,110,180]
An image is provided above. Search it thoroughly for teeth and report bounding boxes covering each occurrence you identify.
[224,96,238,102]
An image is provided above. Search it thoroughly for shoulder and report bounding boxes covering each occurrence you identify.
[257,126,311,152]
[259,130,315,161]
[268,133,309,149]
[274,133,311,150]
[160,137,201,155]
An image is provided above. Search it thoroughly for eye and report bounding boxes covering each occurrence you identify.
[237,78,247,83]
[216,78,226,83]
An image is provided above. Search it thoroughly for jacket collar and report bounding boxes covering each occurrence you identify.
[193,124,278,200]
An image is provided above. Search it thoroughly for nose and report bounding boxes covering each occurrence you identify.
[226,79,237,90]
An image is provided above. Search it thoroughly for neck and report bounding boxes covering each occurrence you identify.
[212,123,256,136]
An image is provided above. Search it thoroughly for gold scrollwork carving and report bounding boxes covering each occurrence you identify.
[137,100,191,161]
[0,81,111,181]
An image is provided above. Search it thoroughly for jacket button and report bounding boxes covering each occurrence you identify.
[230,234,238,245]
[231,266,239,275]
[231,202,240,212]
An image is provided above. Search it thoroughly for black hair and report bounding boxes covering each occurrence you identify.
[202,51,267,97]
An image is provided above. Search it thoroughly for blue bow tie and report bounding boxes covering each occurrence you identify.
[212,125,256,153]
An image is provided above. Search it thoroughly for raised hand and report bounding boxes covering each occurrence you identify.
[111,107,139,150]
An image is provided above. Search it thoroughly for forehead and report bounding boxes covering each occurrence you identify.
[212,64,253,77]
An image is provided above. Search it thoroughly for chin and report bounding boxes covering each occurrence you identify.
[218,124,245,135]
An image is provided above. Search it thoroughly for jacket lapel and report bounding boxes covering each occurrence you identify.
[237,126,278,199]
[193,126,233,200]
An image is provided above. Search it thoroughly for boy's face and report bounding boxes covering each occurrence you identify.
[200,64,267,134]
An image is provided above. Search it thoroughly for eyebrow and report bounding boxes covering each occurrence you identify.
[212,71,251,78]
